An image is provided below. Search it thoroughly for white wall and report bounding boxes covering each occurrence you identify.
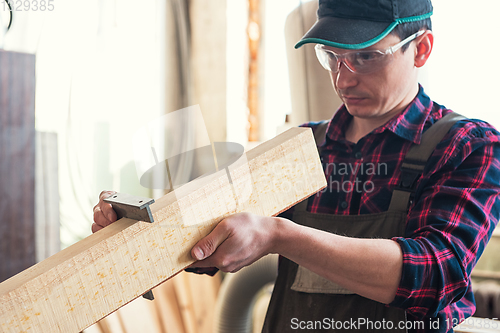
[420,1,500,127]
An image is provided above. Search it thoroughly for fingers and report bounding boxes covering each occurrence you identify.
[92,190,117,233]
[99,190,116,202]
[191,220,231,261]
[189,213,276,273]
[91,223,103,233]
[99,191,117,221]
[192,253,248,273]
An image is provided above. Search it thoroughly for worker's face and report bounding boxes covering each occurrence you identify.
[327,33,421,121]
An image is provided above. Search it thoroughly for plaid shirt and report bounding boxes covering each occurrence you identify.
[286,85,500,332]
[189,86,500,332]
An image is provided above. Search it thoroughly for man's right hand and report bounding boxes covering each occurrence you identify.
[92,190,118,233]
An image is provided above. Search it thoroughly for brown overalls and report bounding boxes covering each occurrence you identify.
[262,112,464,332]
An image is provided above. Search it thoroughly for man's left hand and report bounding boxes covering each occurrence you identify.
[189,212,279,273]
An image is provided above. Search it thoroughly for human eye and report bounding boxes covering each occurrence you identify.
[315,47,340,71]
[324,51,340,67]
[352,51,383,66]
[325,50,339,61]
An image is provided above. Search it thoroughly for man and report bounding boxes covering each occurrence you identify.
[93,0,500,331]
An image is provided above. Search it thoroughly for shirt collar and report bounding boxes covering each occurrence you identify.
[324,85,434,146]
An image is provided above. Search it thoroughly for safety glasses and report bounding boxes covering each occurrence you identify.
[315,30,425,74]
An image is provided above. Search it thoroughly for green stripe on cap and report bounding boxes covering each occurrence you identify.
[295,11,433,50]
[295,22,398,49]
[398,11,433,24]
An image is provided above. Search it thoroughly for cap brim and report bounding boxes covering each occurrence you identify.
[295,16,398,50]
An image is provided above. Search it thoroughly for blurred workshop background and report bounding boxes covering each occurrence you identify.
[1,0,499,332]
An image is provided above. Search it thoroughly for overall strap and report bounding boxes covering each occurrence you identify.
[296,120,330,213]
[388,112,466,212]
[313,120,329,145]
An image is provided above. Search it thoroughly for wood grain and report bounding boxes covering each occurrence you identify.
[0,127,326,333]
[35,131,60,262]
[153,277,186,333]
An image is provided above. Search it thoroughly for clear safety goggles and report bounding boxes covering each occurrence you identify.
[315,30,425,74]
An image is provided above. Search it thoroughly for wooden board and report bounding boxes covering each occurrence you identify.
[152,275,186,333]
[0,127,326,333]
[184,271,220,333]
[35,131,60,262]
[83,271,221,333]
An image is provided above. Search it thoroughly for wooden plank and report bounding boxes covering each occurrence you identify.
[35,131,60,262]
[81,323,103,333]
[247,0,261,141]
[0,50,36,283]
[284,1,343,126]
[153,277,186,333]
[190,0,227,142]
[471,270,500,281]
[84,271,221,333]
[184,271,220,333]
[0,127,326,333]
[115,296,163,333]
[170,271,221,333]
[172,274,197,333]
[92,311,125,333]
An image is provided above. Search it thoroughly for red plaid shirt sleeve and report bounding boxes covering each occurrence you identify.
[390,119,500,325]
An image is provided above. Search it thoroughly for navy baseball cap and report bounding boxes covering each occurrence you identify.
[295,0,433,50]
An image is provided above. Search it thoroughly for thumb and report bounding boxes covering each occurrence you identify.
[191,222,230,261]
